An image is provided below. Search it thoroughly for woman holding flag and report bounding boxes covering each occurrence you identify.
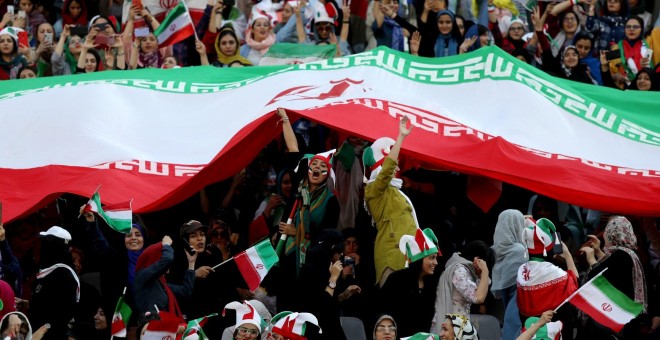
[80,205,150,337]
[262,108,339,313]
[577,216,648,338]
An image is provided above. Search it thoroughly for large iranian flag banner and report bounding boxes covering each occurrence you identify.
[0,47,658,222]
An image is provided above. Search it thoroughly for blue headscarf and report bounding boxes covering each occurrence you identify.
[127,223,147,292]
[464,24,489,52]
[434,10,459,58]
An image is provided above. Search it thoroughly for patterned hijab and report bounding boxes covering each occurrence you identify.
[600,216,647,311]
[446,314,479,339]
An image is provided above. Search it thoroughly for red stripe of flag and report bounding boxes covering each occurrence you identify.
[158,25,195,48]
[234,252,260,291]
[570,294,625,332]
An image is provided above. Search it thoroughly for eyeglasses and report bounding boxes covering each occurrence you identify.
[625,25,641,30]
[237,327,259,336]
[376,325,397,333]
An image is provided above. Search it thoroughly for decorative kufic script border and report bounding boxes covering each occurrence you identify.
[309,99,660,178]
[91,160,204,177]
[0,49,657,146]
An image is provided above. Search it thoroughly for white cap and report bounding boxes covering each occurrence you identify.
[39,226,72,243]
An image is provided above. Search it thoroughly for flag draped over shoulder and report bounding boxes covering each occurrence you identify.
[568,273,643,332]
[83,190,132,234]
[0,46,658,224]
[153,2,194,47]
[234,239,278,290]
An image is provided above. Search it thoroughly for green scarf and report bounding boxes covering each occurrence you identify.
[63,38,78,74]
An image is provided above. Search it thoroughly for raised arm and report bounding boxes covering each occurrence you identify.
[517,311,555,340]
[388,116,412,162]
[340,0,350,43]
[373,0,385,29]
[77,34,97,71]
[551,0,573,17]
[277,108,299,152]
[294,0,307,43]
[195,39,210,65]
[123,6,137,45]
[208,0,223,34]
[54,24,70,57]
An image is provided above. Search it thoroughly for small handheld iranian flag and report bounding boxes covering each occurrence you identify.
[560,268,643,332]
[259,43,337,66]
[111,288,133,337]
[153,1,195,47]
[142,310,183,340]
[182,313,217,340]
[401,333,439,340]
[83,188,132,234]
[233,239,279,291]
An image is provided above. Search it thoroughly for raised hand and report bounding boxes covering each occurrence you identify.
[399,115,412,137]
[459,36,477,53]
[410,30,421,55]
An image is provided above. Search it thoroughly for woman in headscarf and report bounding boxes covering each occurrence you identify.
[80,206,150,335]
[585,0,627,52]
[579,216,647,338]
[500,17,527,54]
[433,241,492,332]
[615,16,653,81]
[133,236,196,319]
[275,108,339,270]
[363,116,421,287]
[209,25,252,67]
[460,24,492,53]
[439,314,479,340]
[381,228,440,337]
[372,0,406,52]
[490,210,526,340]
[626,67,657,90]
[52,25,83,75]
[573,31,602,84]
[54,0,87,36]
[251,168,295,244]
[29,227,79,340]
[532,7,594,83]
[516,218,577,340]
[372,314,398,340]
[240,10,296,65]
[434,10,463,57]
[0,27,29,80]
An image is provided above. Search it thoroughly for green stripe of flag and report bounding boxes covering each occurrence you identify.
[593,275,643,315]
[255,239,278,269]
[153,2,188,37]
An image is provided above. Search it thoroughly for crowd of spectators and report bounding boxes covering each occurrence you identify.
[0,0,659,90]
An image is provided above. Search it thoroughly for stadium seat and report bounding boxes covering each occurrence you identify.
[340,316,367,340]
[470,314,502,340]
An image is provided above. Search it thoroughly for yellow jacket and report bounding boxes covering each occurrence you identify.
[365,157,418,284]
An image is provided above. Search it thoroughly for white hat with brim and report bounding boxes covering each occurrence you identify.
[39,226,72,243]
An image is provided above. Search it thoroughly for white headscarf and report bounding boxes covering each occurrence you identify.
[490,210,527,296]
